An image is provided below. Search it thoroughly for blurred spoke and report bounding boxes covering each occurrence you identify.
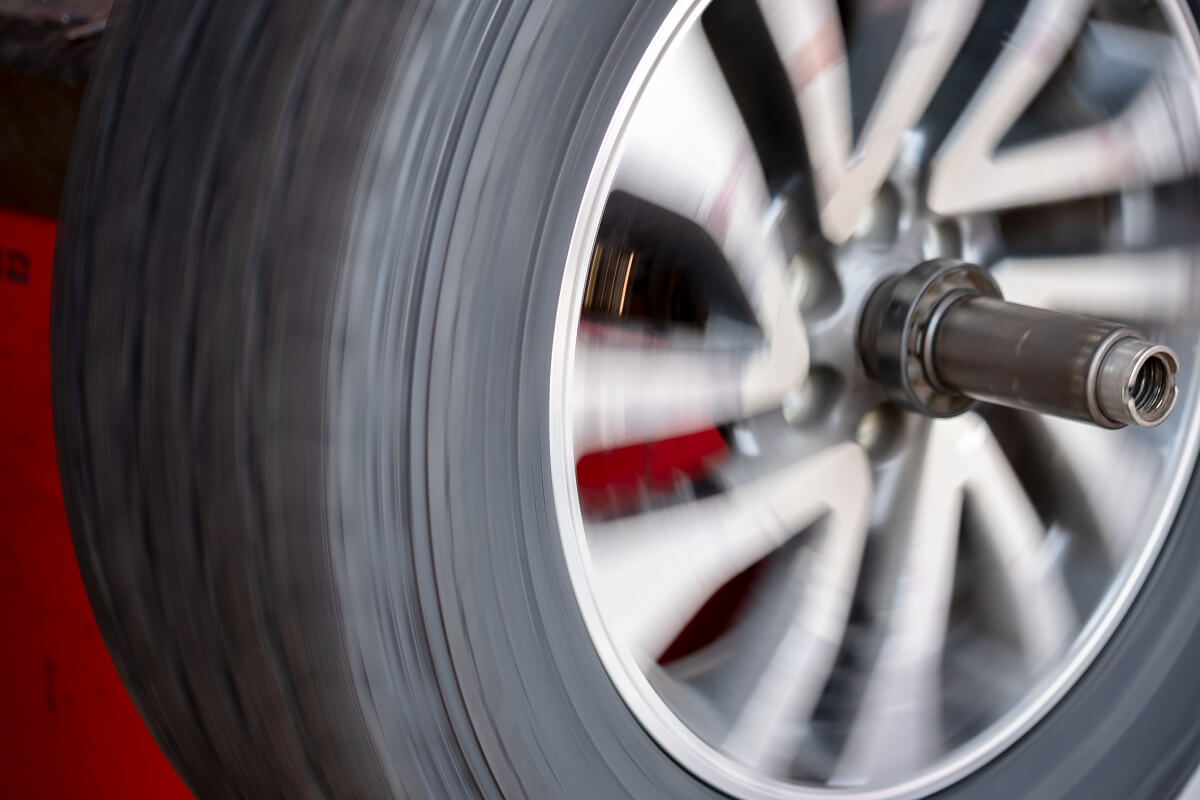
[835,420,965,784]
[928,0,1094,215]
[711,477,870,773]
[964,419,1077,670]
[759,0,981,242]
[589,443,871,661]
[1038,416,1164,562]
[611,23,808,406]
[757,0,848,229]
[993,247,1200,325]
[937,65,1200,213]
[615,25,794,328]
[573,335,781,453]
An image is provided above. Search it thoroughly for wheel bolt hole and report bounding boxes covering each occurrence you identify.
[922,217,963,260]
[783,367,843,427]
[854,183,902,245]
[855,403,905,460]
[791,253,842,317]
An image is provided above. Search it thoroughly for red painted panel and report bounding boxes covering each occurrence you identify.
[0,209,191,798]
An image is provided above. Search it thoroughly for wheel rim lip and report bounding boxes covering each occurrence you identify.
[547,2,1200,797]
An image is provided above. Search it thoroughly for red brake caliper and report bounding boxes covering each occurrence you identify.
[576,427,728,517]
[576,428,761,663]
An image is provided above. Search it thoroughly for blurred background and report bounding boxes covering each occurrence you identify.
[0,1,189,796]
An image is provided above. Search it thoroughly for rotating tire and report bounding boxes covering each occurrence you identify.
[52,1,1200,798]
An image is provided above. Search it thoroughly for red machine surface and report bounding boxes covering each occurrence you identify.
[0,208,190,798]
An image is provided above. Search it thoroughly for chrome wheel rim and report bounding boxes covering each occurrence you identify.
[549,1,1200,797]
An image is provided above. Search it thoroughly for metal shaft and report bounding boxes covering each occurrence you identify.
[929,296,1179,429]
[859,259,1181,429]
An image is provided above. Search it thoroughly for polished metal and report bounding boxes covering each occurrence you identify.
[550,1,1200,799]
[860,259,1181,429]
[1096,338,1181,428]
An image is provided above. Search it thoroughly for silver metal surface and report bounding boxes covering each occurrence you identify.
[550,1,1200,798]
[1095,338,1181,427]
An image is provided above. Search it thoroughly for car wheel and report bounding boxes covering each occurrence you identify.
[52,0,1200,798]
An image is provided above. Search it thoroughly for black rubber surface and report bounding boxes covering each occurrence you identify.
[51,1,1200,798]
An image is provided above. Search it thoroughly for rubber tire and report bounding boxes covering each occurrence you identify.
[51,1,1200,798]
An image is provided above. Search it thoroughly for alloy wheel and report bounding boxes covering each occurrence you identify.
[551,1,1200,797]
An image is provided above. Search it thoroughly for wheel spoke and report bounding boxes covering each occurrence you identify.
[993,247,1200,326]
[574,336,753,452]
[928,0,1094,215]
[615,25,791,325]
[759,0,981,243]
[835,419,965,784]
[936,65,1200,213]
[1038,416,1164,562]
[711,477,870,773]
[963,418,1077,670]
[588,442,871,660]
[757,0,850,237]
[610,23,808,415]
[573,323,806,452]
